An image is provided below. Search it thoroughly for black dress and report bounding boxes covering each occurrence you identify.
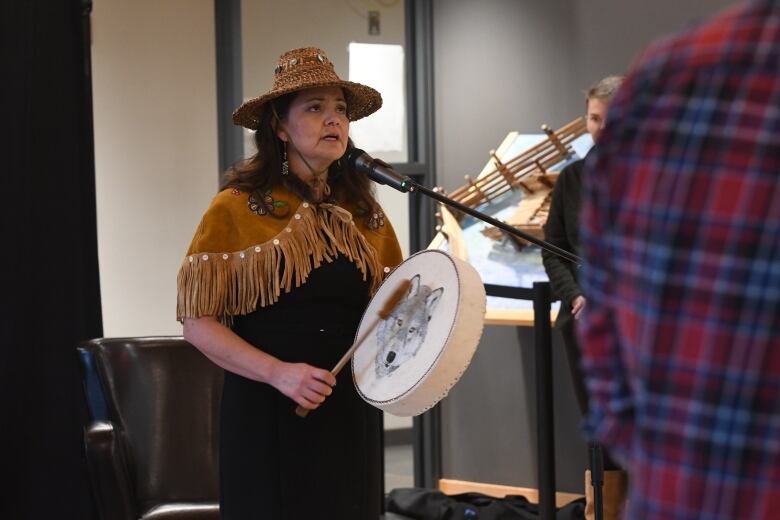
[219,256,383,520]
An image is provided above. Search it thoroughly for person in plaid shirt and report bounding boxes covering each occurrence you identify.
[579,1,780,518]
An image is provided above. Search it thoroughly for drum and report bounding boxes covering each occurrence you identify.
[351,249,486,416]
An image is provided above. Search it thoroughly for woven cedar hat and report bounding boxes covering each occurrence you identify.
[233,47,383,130]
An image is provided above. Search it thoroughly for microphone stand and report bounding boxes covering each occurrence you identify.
[376,171,581,265]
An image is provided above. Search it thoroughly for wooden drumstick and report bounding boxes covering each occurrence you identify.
[296,278,411,418]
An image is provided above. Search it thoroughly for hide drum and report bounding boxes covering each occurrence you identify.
[352,249,486,416]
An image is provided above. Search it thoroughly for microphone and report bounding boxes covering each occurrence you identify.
[344,147,413,193]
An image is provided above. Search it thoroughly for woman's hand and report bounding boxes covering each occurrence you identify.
[572,295,587,320]
[271,362,337,410]
[183,316,337,409]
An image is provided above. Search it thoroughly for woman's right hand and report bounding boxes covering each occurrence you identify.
[271,362,337,410]
[183,316,337,409]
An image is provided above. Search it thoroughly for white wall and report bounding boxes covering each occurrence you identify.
[92,0,410,336]
[92,0,219,336]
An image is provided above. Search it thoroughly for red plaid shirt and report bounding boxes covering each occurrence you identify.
[580,1,780,518]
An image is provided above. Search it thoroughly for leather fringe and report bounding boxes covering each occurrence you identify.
[176,204,383,323]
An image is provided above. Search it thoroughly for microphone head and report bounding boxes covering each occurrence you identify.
[343,146,411,192]
[344,146,368,170]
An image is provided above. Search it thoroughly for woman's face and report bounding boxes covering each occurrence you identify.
[276,86,349,177]
[586,97,609,143]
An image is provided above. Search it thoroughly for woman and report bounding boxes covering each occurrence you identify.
[542,75,626,520]
[177,47,403,519]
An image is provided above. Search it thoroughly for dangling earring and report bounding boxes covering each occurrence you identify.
[281,142,289,176]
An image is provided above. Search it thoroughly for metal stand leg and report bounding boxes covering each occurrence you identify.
[533,282,555,520]
[486,281,558,520]
[589,443,604,520]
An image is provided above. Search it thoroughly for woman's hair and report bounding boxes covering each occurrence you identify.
[585,75,624,104]
[221,90,378,215]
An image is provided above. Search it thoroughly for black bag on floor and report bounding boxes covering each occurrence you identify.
[386,487,585,520]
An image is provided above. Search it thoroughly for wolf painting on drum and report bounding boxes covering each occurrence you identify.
[374,274,444,378]
[353,249,485,416]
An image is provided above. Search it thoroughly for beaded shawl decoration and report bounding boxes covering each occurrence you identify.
[176,186,403,323]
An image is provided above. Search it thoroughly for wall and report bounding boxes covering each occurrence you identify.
[441,327,586,490]
[433,0,736,193]
[432,0,584,491]
[92,0,411,335]
[432,0,739,492]
[433,0,578,193]
[241,0,405,96]
[92,0,219,336]
[571,0,736,87]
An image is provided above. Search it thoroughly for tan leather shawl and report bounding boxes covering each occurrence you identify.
[177,186,403,322]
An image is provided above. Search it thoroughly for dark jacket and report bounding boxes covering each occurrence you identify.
[542,157,584,309]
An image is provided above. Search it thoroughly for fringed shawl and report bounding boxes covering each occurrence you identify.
[177,186,404,322]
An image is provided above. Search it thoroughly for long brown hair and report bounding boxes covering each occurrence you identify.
[221,90,378,216]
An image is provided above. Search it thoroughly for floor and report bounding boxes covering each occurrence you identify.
[383,443,415,520]
[382,514,415,520]
[384,443,414,493]
[381,443,585,519]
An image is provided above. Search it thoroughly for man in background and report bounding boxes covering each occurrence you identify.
[579,1,780,518]
[543,75,626,520]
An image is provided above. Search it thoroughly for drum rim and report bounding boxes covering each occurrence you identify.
[352,249,461,405]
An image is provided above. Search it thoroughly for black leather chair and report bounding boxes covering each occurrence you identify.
[78,337,223,520]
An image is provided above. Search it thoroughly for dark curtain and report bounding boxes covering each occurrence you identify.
[3,0,102,518]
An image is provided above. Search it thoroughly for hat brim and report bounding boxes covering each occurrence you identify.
[232,80,382,130]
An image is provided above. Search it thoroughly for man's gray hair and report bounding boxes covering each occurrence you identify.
[586,75,624,103]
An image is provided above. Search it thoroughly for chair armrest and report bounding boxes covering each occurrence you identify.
[84,420,136,520]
